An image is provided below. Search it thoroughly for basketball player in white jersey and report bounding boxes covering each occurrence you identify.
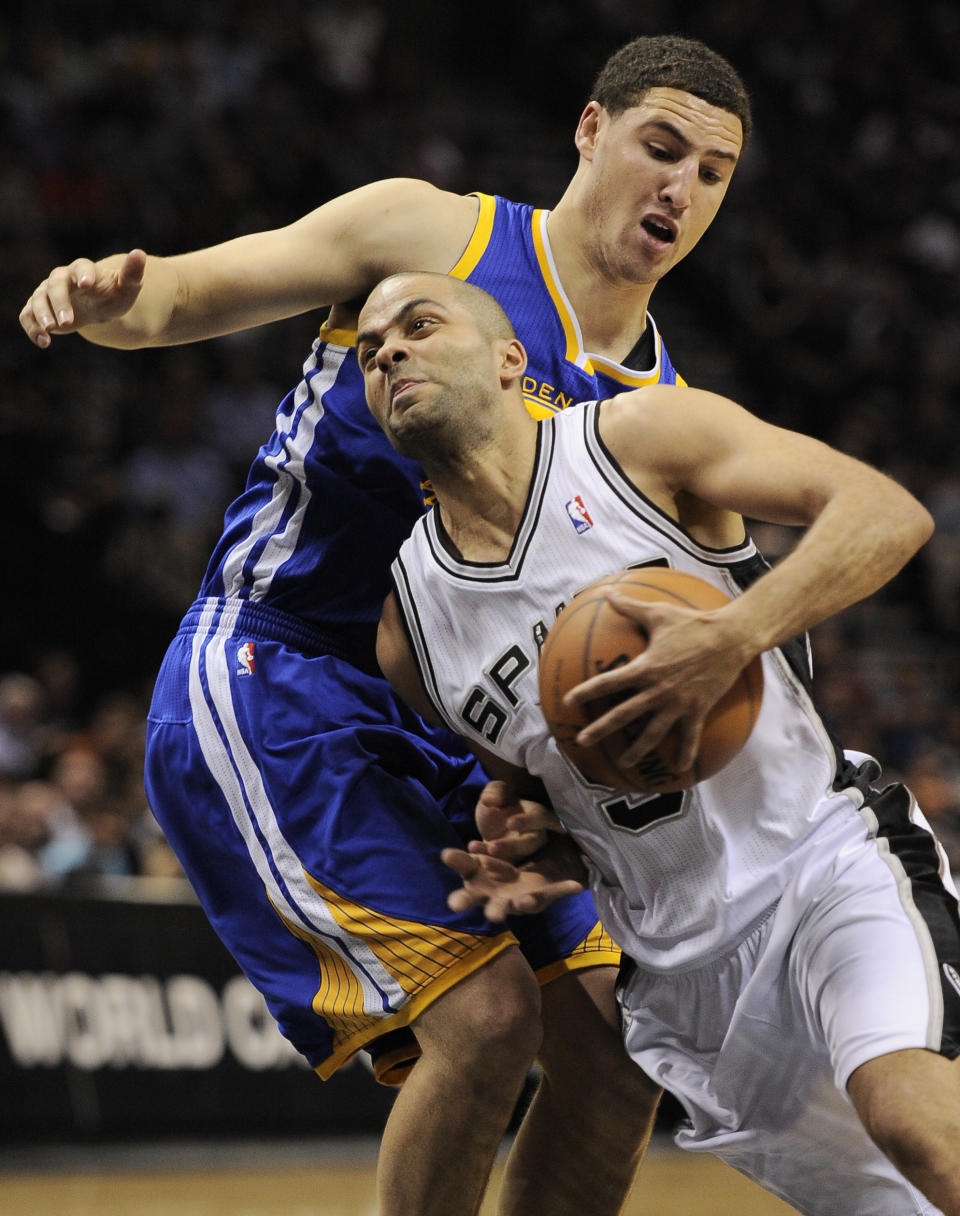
[366,271,960,1216]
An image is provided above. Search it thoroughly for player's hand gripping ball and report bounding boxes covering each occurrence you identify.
[537,568,764,793]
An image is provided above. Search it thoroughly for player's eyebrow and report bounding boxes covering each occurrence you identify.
[645,118,739,164]
[357,297,446,350]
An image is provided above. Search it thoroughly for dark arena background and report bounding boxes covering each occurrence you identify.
[1,2,958,1212]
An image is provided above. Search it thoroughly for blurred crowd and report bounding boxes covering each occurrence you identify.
[2,0,960,890]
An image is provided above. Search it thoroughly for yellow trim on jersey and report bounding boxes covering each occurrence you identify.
[293,871,517,1080]
[449,192,496,280]
[523,397,561,420]
[530,208,586,369]
[534,919,621,986]
[530,209,679,388]
[318,322,358,348]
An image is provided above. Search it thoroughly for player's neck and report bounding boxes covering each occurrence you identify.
[429,427,536,564]
[546,206,655,363]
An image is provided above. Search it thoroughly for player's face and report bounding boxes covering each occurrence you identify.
[577,87,742,284]
[359,276,503,458]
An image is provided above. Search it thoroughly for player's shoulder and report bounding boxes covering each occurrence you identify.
[601,384,734,426]
[337,178,482,274]
[598,384,681,428]
[352,176,462,207]
[596,384,719,466]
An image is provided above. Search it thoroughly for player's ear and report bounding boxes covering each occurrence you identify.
[499,337,527,387]
[573,101,605,160]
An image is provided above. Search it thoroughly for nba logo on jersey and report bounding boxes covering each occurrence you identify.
[565,495,594,534]
[236,642,255,676]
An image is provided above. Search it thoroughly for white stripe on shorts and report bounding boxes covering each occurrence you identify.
[188,597,407,1013]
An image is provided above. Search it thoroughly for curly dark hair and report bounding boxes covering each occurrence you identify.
[590,34,752,145]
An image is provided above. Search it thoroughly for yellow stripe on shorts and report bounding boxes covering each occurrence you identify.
[535,919,621,986]
[293,871,517,1076]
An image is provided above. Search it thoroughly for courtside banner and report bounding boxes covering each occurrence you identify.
[0,884,394,1142]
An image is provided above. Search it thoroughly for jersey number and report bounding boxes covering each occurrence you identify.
[600,790,685,834]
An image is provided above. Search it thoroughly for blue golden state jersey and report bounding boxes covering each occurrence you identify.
[452,193,685,416]
[196,192,684,669]
[198,331,426,669]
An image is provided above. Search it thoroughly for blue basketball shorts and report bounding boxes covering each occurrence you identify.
[145,597,618,1083]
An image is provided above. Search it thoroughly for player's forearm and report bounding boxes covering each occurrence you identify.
[722,475,933,659]
[80,247,321,349]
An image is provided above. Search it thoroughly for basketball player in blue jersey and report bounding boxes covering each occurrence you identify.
[366,271,960,1216]
[21,35,752,1216]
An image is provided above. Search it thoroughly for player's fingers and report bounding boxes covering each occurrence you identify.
[475,779,515,816]
[563,657,650,708]
[574,686,660,744]
[616,708,677,767]
[19,295,53,346]
[445,846,520,882]
[659,713,705,775]
[482,831,547,862]
[506,803,564,833]
[604,588,658,623]
[21,260,98,344]
[441,847,478,877]
[447,887,484,913]
[477,779,511,805]
[20,280,65,342]
[476,781,528,842]
[481,894,514,921]
[525,880,585,909]
[48,260,98,319]
[118,248,148,287]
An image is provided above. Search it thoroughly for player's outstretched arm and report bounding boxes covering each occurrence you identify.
[20,179,479,351]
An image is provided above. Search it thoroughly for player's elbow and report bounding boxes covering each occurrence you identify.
[902,494,935,553]
[886,493,935,572]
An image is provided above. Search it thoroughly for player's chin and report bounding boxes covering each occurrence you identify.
[390,412,449,462]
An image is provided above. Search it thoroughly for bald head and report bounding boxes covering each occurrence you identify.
[359,272,516,346]
[358,270,529,466]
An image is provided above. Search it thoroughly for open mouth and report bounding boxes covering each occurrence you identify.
[641,217,676,244]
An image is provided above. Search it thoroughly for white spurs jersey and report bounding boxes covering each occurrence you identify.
[391,400,843,971]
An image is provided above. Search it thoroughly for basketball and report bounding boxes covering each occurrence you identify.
[537,568,764,794]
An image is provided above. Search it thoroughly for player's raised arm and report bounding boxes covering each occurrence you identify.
[20,178,480,350]
[604,385,933,658]
[568,386,934,769]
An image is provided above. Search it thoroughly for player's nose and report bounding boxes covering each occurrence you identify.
[376,338,409,371]
[657,162,694,212]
